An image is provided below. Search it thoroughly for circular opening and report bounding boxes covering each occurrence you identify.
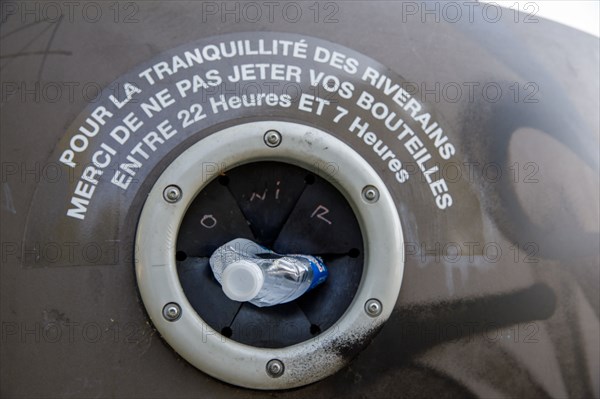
[175,161,364,348]
[135,121,405,389]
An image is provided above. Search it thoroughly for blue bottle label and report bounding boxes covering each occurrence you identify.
[306,256,329,290]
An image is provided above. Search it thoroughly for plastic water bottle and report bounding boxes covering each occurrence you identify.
[209,238,329,307]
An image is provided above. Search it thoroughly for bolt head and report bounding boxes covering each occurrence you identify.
[365,299,382,317]
[362,185,379,203]
[266,359,284,378]
[264,130,282,147]
[162,303,181,321]
[163,185,182,203]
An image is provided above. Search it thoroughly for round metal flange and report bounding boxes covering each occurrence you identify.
[135,121,404,389]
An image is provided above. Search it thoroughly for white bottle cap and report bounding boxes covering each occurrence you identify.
[221,260,264,302]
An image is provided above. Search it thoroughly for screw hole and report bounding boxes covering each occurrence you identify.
[348,248,360,258]
[175,251,188,261]
[218,175,229,186]
[221,326,233,337]
[309,324,321,335]
[305,174,315,185]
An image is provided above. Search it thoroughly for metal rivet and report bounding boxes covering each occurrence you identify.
[365,299,382,317]
[264,130,282,148]
[266,359,284,378]
[162,303,181,321]
[163,185,182,203]
[362,186,379,203]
